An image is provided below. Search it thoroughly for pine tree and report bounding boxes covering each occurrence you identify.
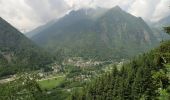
[164,26,170,34]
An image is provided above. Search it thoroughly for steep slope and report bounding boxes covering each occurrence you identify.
[26,20,57,38]
[71,39,170,100]
[0,17,53,77]
[30,6,158,61]
[26,7,107,38]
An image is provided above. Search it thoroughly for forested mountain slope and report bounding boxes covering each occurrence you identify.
[71,38,170,99]
[0,17,53,77]
[30,6,158,61]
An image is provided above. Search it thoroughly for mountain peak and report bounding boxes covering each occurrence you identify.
[112,5,122,11]
[31,4,158,60]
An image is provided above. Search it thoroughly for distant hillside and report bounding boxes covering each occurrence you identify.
[0,17,53,77]
[158,15,170,26]
[151,27,170,41]
[29,6,158,61]
[150,15,170,41]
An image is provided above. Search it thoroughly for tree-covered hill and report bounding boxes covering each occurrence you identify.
[29,6,158,61]
[0,17,53,78]
[71,38,170,99]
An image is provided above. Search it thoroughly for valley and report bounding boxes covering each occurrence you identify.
[0,2,170,100]
[0,57,124,91]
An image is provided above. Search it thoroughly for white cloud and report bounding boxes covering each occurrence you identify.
[128,0,157,19]
[0,0,70,32]
[152,0,170,21]
[0,0,170,32]
[128,0,170,22]
[25,0,70,22]
[64,0,134,10]
[0,0,40,32]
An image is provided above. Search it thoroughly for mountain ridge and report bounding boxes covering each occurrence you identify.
[0,17,53,77]
[29,6,158,60]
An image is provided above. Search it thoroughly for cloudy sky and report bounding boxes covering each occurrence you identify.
[0,0,170,32]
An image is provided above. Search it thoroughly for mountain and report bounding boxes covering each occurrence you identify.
[26,7,107,38]
[150,15,170,28]
[157,15,170,27]
[151,27,170,41]
[29,6,158,61]
[26,20,57,38]
[0,17,53,77]
[149,15,170,41]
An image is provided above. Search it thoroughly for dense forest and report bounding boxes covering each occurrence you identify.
[70,28,170,100]
[0,17,54,78]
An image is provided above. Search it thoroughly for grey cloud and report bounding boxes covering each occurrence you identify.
[152,0,170,21]
[0,0,170,32]
[128,0,170,22]
[25,0,70,22]
[0,0,40,32]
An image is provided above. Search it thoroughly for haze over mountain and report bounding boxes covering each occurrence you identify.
[29,6,158,61]
[148,15,170,41]
[157,15,170,26]
[0,17,53,77]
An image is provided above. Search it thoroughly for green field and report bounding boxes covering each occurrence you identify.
[38,76,65,90]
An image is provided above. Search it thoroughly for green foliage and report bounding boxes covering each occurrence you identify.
[70,40,170,100]
[38,89,70,100]
[38,76,65,90]
[0,73,42,100]
[158,89,170,100]
[0,17,54,78]
[164,26,170,34]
